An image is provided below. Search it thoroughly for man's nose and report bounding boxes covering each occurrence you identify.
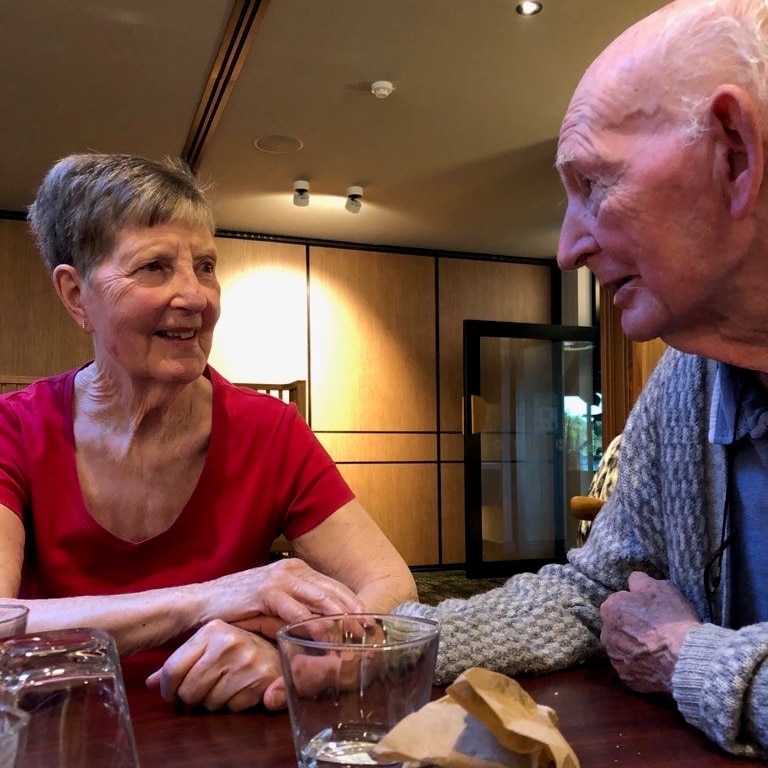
[557,199,599,271]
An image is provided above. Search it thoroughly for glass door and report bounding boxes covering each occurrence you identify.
[463,320,599,577]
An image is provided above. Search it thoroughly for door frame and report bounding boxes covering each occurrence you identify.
[463,320,599,577]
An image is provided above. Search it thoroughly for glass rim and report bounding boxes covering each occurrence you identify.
[0,604,28,620]
[276,612,439,650]
[0,627,116,655]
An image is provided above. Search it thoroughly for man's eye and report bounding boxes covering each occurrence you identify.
[143,261,163,272]
[197,259,216,274]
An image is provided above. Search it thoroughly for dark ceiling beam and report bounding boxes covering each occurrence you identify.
[182,0,270,171]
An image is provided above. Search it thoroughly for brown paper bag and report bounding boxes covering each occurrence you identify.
[447,668,579,768]
[373,668,580,768]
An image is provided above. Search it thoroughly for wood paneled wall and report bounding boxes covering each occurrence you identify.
[309,247,437,433]
[0,220,553,567]
[308,247,440,564]
[0,220,92,375]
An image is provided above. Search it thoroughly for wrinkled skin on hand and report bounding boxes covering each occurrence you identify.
[146,620,288,711]
[218,557,363,627]
[145,559,367,712]
[599,571,701,694]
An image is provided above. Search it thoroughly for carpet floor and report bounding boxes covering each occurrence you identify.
[412,569,507,606]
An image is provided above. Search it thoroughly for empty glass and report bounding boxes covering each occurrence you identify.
[0,704,29,768]
[0,627,139,767]
[277,613,440,768]
[0,607,28,640]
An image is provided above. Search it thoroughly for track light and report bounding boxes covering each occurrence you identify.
[293,179,309,207]
[345,185,363,213]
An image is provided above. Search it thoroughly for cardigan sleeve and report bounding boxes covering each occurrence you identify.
[673,604,768,758]
[397,349,768,758]
[394,351,687,685]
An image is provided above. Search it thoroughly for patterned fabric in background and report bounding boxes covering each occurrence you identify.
[578,433,622,544]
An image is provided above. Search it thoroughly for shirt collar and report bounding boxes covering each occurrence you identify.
[710,363,768,445]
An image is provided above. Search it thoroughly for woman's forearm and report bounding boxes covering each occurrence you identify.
[355,572,418,613]
[20,583,205,655]
[12,558,365,655]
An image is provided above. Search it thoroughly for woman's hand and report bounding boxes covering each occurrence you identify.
[145,619,288,711]
[599,571,701,694]
[207,558,364,628]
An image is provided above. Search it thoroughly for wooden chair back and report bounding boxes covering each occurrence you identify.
[234,380,307,420]
[0,375,38,395]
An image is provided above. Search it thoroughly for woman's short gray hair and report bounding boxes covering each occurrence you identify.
[27,153,215,276]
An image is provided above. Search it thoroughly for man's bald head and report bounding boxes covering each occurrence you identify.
[575,0,768,139]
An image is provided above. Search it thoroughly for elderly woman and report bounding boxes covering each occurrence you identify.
[0,152,416,712]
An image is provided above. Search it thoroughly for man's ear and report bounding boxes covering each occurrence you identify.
[708,84,764,220]
[52,265,89,330]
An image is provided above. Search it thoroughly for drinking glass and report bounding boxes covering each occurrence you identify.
[277,613,439,768]
[0,627,140,767]
[0,704,29,768]
[0,607,28,640]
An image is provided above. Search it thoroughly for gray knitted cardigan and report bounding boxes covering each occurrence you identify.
[396,348,768,758]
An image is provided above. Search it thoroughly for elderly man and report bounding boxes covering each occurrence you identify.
[396,0,768,757]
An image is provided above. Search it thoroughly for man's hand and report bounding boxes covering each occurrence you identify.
[599,571,701,694]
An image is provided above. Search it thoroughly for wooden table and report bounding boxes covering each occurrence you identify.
[123,659,760,767]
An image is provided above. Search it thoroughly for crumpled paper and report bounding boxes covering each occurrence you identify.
[372,667,580,768]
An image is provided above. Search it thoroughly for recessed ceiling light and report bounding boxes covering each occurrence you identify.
[516,1,542,15]
[253,135,304,154]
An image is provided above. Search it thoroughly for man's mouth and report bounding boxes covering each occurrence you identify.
[606,275,633,292]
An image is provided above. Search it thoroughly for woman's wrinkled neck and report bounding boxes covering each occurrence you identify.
[74,361,210,438]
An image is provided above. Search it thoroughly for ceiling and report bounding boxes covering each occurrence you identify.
[2,0,670,260]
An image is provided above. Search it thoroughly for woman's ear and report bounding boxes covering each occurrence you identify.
[52,265,89,331]
[707,84,764,220]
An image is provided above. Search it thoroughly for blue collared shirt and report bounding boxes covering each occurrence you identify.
[710,363,768,627]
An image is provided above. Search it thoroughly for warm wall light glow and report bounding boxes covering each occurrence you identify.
[308,257,436,434]
[209,265,308,384]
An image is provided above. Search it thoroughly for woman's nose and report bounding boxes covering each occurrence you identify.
[170,267,208,310]
[557,199,599,271]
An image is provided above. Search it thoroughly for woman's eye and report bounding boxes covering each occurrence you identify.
[142,260,164,272]
[197,259,216,274]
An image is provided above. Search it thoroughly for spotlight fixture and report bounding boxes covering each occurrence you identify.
[516,1,542,15]
[293,179,309,207]
[345,185,363,213]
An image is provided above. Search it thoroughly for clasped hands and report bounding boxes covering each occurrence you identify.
[145,558,364,713]
[599,571,701,694]
[143,565,701,713]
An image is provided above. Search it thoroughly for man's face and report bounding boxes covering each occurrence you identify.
[555,53,734,345]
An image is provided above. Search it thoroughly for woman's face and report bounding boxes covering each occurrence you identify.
[81,221,221,387]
